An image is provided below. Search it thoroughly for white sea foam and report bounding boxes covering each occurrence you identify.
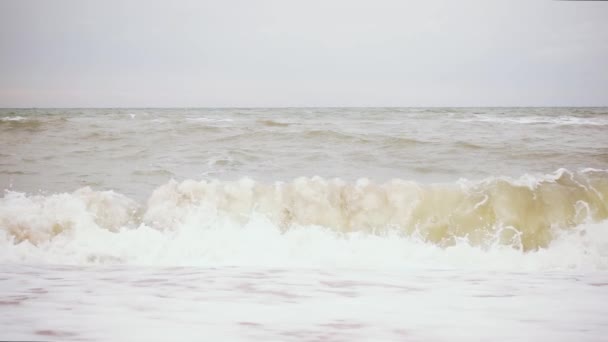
[1,170,607,270]
[1,201,607,270]
[458,114,608,126]
[1,116,27,122]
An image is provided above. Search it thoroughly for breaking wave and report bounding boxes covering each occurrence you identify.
[0,116,27,122]
[1,169,607,270]
[458,115,608,126]
[0,115,67,131]
[0,116,43,131]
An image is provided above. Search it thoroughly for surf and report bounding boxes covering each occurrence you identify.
[1,169,607,269]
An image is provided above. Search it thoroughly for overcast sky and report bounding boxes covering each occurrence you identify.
[0,0,607,107]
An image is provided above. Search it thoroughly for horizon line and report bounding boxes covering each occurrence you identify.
[2,105,608,110]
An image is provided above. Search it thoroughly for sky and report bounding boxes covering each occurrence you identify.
[0,0,607,107]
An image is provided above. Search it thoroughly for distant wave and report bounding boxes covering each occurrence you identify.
[0,116,27,122]
[0,116,67,131]
[209,128,379,145]
[302,129,374,143]
[0,116,42,130]
[257,119,290,127]
[458,115,608,126]
[186,117,235,123]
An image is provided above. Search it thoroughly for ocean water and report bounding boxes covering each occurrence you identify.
[1,107,608,341]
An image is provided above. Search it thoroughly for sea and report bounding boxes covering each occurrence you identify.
[1,107,607,341]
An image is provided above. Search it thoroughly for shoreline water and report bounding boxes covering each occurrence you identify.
[2,264,607,341]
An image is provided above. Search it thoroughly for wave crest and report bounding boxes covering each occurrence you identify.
[2,169,606,253]
[142,169,607,251]
[0,187,139,244]
[1,169,607,269]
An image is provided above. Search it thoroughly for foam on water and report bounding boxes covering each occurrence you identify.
[0,116,27,122]
[1,169,607,270]
[458,114,608,126]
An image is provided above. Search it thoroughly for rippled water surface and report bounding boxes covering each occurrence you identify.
[2,107,607,198]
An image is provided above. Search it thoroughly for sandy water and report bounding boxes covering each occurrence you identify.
[1,108,608,340]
